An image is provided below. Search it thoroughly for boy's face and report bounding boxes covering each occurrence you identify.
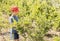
[13,13,18,16]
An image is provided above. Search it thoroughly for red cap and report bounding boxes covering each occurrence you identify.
[11,6,19,13]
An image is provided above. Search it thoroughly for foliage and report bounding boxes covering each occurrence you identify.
[53,36,60,41]
[0,0,60,41]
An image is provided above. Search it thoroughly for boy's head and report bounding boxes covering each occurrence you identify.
[10,6,19,15]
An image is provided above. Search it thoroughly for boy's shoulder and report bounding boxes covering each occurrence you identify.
[9,16,13,19]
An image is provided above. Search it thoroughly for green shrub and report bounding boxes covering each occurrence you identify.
[0,0,60,41]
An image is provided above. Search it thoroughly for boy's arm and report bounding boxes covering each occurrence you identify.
[9,18,13,24]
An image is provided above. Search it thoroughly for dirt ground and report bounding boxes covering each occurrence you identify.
[0,28,60,41]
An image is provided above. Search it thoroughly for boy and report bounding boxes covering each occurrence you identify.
[9,6,19,41]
